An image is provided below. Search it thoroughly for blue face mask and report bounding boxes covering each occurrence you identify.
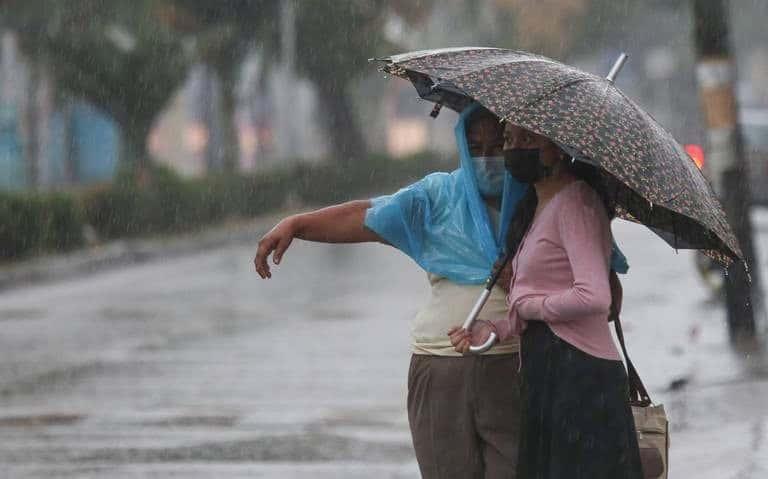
[472,156,506,197]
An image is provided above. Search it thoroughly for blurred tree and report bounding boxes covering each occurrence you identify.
[161,1,280,172]
[1,0,190,178]
[388,0,436,26]
[568,0,658,57]
[691,0,760,342]
[168,0,398,168]
[493,0,588,57]
[291,0,391,166]
[492,0,648,59]
[1,0,439,175]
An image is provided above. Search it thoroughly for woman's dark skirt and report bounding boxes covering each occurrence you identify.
[518,321,644,479]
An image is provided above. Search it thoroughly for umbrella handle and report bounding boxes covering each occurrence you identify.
[470,333,497,354]
[461,253,510,354]
[462,288,499,354]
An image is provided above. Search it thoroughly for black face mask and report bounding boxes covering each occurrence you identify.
[504,148,552,183]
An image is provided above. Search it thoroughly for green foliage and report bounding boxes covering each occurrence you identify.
[167,1,284,171]
[77,151,448,242]
[82,164,203,238]
[170,0,280,64]
[0,192,84,260]
[294,0,390,83]
[198,169,294,219]
[294,151,448,205]
[0,148,447,261]
[292,0,392,163]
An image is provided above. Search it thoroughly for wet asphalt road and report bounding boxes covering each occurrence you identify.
[0,212,767,478]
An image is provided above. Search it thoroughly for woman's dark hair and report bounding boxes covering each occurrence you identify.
[503,153,613,260]
[504,187,538,259]
[568,158,615,219]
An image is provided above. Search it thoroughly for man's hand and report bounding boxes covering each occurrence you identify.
[447,320,496,354]
[253,200,380,279]
[254,217,298,279]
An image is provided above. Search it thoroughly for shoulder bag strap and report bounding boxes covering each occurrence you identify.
[614,315,653,407]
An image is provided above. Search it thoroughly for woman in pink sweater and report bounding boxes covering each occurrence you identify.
[450,124,643,478]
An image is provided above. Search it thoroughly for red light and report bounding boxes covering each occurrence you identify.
[685,144,705,170]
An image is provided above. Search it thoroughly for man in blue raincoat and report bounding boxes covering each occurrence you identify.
[254,104,627,478]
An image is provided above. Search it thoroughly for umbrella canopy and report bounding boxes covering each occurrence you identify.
[375,47,742,266]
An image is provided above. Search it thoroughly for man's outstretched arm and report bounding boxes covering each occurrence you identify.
[254,200,383,278]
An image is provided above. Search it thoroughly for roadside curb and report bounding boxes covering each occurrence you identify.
[0,210,298,293]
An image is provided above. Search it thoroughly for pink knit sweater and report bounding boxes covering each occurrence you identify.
[493,180,621,361]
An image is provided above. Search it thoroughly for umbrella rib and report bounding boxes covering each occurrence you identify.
[445,57,563,82]
[607,89,736,255]
[381,47,506,65]
[615,89,656,187]
[514,80,738,259]
[613,87,704,209]
[516,77,602,110]
[533,79,613,157]
[389,54,559,83]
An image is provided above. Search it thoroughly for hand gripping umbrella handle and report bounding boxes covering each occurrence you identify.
[462,253,510,354]
[462,288,498,353]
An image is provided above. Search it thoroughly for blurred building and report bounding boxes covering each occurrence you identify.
[378,78,458,159]
[1,31,29,189]
[0,30,119,191]
[150,54,326,178]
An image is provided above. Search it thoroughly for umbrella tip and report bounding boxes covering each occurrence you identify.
[606,53,629,83]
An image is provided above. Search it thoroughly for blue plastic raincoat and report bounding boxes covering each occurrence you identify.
[364,103,628,285]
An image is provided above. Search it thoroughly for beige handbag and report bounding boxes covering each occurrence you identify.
[614,317,670,479]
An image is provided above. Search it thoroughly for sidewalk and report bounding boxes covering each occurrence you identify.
[0,210,299,292]
[612,208,768,479]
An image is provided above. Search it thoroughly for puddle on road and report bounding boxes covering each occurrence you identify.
[0,413,83,427]
[79,432,413,463]
[308,308,358,321]
[0,308,45,321]
[144,415,239,428]
[0,361,117,397]
[99,307,158,322]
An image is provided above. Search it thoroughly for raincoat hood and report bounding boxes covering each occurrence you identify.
[455,103,528,260]
[364,103,528,284]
